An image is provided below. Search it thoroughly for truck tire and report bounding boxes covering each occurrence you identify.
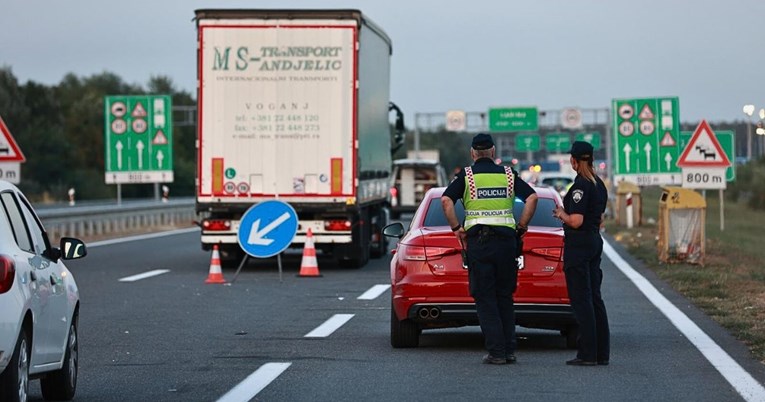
[390,303,420,348]
[0,328,29,402]
[219,246,245,269]
[40,318,78,401]
[370,208,388,259]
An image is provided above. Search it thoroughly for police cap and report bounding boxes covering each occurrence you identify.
[570,140,594,160]
[471,133,495,150]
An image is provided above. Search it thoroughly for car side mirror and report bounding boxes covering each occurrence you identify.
[383,222,405,239]
[60,237,87,260]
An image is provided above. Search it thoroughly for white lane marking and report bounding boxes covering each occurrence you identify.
[603,238,765,402]
[357,284,390,300]
[304,314,355,338]
[118,269,170,282]
[88,227,199,247]
[217,362,291,402]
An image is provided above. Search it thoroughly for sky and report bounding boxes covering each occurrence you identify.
[2,0,765,127]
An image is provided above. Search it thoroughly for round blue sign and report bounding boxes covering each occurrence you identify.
[237,200,299,258]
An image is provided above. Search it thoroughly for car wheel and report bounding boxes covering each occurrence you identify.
[0,328,30,402]
[390,304,420,348]
[40,318,78,401]
[563,326,578,349]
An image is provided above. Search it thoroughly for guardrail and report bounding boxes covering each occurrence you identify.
[37,197,197,241]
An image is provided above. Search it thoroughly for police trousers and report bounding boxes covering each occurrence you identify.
[563,230,610,362]
[466,226,518,358]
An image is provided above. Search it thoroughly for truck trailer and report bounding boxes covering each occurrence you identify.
[194,9,404,267]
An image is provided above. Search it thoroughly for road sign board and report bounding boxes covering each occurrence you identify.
[104,95,173,184]
[560,108,583,129]
[612,97,681,185]
[575,132,601,150]
[545,133,571,153]
[0,116,26,162]
[515,133,541,152]
[489,107,538,132]
[445,110,466,132]
[680,130,735,182]
[237,200,299,258]
[677,120,731,168]
[0,162,20,184]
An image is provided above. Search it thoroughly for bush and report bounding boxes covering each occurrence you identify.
[727,158,765,210]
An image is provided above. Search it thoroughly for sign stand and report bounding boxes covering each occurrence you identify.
[719,189,725,232]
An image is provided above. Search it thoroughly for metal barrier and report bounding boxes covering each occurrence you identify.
[36,198,196,241]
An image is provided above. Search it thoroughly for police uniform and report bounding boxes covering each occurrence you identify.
[560,141,610,366]
[442,133,536,364]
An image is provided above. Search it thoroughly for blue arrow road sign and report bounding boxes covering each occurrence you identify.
[237,200,298,258]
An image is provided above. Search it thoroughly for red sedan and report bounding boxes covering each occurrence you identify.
[383,186,577,348]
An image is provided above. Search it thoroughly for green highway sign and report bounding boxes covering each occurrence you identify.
[545,133,571,153]
[516,133,541,152]
[489,107,538,132]
[680,130,735,182]
[104,95,173,184]
[612,97,681,185]
[575,132,601,150]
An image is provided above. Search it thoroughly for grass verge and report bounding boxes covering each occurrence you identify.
[606,186,765,364]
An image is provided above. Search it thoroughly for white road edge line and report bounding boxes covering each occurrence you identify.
[216,362,291,402]
[358,284,390,300]
[304,314,355,338]
[603,238,765,402]
[118,269,170,282]
[88,227,200,248]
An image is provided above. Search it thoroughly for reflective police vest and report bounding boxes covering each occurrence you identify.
[462,166,516,230]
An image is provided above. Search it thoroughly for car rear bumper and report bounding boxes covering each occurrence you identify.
[405,302,576,330]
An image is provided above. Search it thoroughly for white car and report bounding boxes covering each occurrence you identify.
[0,180,86,402]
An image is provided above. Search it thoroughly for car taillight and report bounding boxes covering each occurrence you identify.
[530,247,563,261]
[325,219,351,231]
[202,219,231,231]
[400,245,458,261]
[0,255,15,294]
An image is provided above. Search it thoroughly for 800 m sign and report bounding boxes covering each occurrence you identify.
[682,167,726,189]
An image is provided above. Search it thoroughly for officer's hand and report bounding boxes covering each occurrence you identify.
[516,226,527,237]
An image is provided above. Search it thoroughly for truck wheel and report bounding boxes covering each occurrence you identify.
[391,303,420,348]
[0,328,29,402]
[219,247,245,269]
[370,209,388,259]
[41,318,78,401]
[341,245,369,269]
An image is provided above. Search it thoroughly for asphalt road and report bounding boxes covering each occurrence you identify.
[25,228,765,401]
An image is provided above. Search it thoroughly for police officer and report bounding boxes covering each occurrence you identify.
[552,140,610,366]
[441,133,538,365]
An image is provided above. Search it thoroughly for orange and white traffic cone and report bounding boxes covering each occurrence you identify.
[297,228,322,277]
[205,244,226,284]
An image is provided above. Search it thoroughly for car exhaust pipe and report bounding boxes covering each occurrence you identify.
[429,307,440,319]
[418,307,430,319]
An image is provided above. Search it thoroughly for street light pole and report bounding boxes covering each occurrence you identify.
[743,104,755,160]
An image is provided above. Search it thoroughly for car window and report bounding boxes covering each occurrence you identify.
[423,197,562,229]
[18,194,52,258]
[0,191,34,253]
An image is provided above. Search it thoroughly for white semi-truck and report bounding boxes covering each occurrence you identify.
[194,9,404,267]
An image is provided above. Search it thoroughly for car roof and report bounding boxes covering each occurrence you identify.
[537,172,576,179]
[393,158,440,166]
[0,179,18,192]
[424,185,559,200]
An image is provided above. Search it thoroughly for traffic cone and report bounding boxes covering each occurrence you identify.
[297,228,322,277]
[205,245,226,284]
